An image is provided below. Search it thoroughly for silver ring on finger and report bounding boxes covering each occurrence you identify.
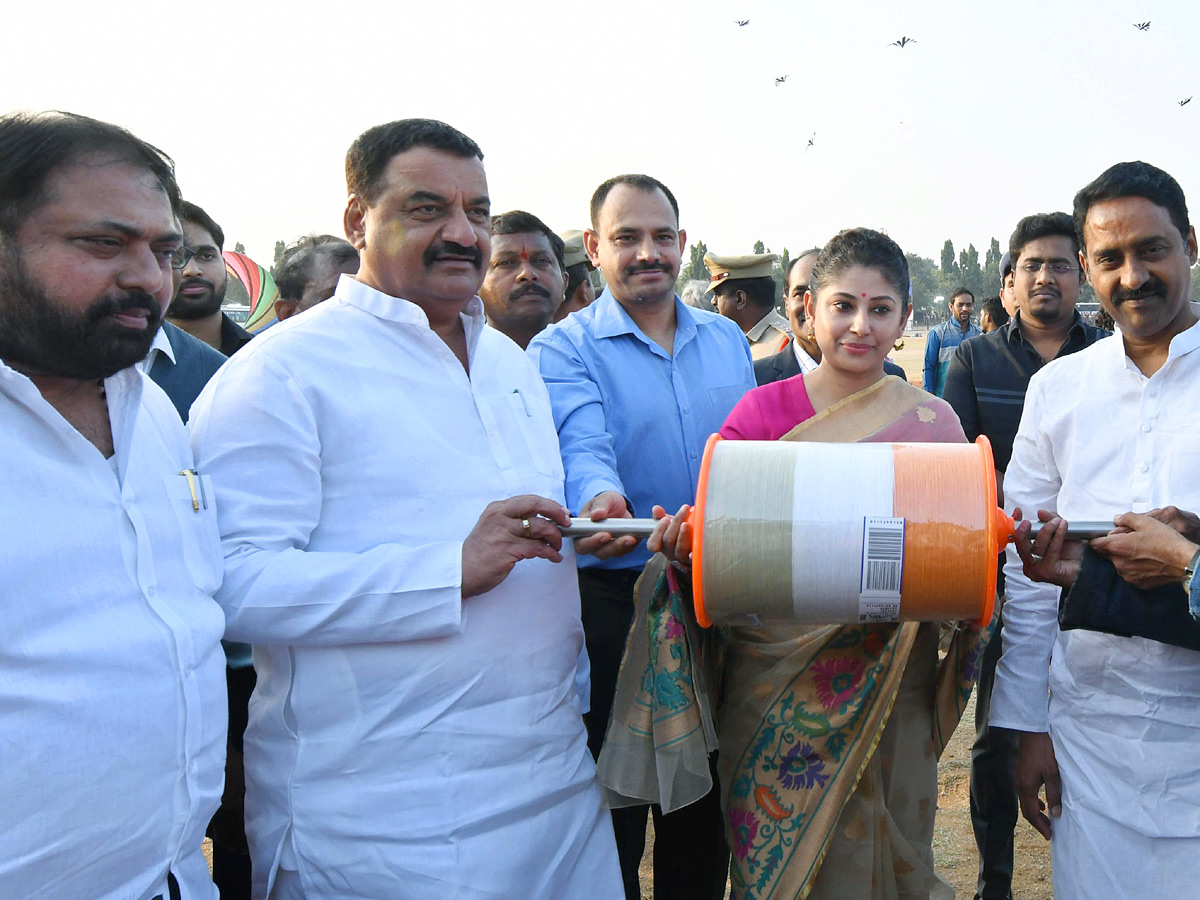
[522,517,532,539]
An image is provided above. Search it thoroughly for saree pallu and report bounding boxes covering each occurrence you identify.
[598,377,995,900]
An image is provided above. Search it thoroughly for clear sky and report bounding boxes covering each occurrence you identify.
[7,0,1198,268]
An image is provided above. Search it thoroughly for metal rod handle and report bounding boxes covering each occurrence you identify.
[559,517,661,538]
[1024,520,1114,541]
[557,517,1116,542]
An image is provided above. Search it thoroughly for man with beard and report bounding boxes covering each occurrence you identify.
[942,212,1106,900]
[480,210,566,348]
[167,201,252,356]
[189,118,622,900]
[923,286,979,395]
[529,174,753,900]
[991,162,1200,899]
[0,111,227,900]
[757,249,907,384]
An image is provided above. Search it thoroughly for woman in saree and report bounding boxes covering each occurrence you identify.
[614,228,992,899]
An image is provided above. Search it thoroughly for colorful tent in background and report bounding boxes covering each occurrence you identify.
[223,250,279,334]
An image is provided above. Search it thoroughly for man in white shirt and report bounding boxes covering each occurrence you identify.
[990,160,1200,899]
[189,118,622,900]
[0,111,228,900]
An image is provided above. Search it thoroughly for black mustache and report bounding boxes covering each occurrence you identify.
[179,277,214,292]
[88,292,162,326]
[423,241,483,268]
[1112,276,1167,305]
[509,283,552,301]
[624,262,672,276]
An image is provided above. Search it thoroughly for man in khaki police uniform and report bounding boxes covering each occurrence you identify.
[704,250,788,358]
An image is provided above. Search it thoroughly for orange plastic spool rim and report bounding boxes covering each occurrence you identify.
[692,432,723,628]
[975,434,999,628]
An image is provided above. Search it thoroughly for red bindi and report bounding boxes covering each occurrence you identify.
[520,250,529,261]
[861,292,867,297]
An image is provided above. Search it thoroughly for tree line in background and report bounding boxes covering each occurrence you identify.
[675,237,1121,327]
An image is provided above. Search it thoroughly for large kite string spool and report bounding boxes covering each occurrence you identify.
[691,435,1000,628]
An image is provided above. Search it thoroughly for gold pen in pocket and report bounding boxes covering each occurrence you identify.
[180,469,200,513]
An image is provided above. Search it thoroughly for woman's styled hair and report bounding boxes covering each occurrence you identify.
[810,228,911,313]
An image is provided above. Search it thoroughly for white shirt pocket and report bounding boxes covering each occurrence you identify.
[161,472,224,597]
[505,388,565,481]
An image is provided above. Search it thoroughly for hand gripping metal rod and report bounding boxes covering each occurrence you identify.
[558,518,661,538]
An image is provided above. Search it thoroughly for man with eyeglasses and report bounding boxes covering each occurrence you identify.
[942,210,1107,900]
[138,238,227,422]
[167,201,253,356]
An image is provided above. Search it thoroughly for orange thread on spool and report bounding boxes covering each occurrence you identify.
[891,442,989,622]
[691,433,723,628]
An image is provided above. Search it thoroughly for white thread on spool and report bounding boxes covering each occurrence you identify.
[790,443,893,622]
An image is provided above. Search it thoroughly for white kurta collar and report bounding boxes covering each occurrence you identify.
[335,274,488,360]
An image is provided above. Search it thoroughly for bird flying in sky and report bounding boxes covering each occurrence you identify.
[775,75,789,86]
[1134,21,1151,31]
[806,133,815,151]
[1180,97,1193,107]
[736,19,749,26]
[891,36,917,48]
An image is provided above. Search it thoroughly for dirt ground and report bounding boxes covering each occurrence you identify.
[888,331,930,385]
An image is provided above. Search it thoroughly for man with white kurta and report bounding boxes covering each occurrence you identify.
[990,160,1200,898]
[189,118,621,900]
[0,111,227,900]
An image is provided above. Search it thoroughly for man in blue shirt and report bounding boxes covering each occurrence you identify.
[529,174,754,900]
[923,287,980,395]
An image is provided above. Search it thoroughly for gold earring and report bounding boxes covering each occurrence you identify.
[893,339,905,351]
[806,327,816,342]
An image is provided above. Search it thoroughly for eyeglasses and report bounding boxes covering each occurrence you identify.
[169,246,196,270]
[1019,260,1077,275]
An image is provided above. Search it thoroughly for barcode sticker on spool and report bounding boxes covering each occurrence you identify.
[859,516,905,621]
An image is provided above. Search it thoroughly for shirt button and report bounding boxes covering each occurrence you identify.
[1139,463,1149,473]
[146,586,157,597]
[682,408,690,415]
[1141,424,1151,433]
